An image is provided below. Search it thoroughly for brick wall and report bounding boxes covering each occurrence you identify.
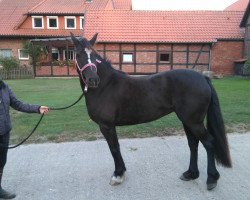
[98,43,211,74]
[0,38,31,66]
[211,41,244,75]
[0,38,244,76]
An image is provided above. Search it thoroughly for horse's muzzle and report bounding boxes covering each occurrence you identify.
[88,77,100,88]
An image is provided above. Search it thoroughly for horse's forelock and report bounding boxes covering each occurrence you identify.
[78,38,98,54]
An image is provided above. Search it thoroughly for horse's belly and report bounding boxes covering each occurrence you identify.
[115,106,173,126]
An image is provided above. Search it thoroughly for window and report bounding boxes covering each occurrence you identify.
[80,16,84,29]
[32,16,44,29]
[122,53,133,63]
[47,16,58,29]
[0,49,12,58]
[18,49,29,60]
[63,50,75,60]
[52,48,59,61]
[159,53,170,63]
[65,16,76,29]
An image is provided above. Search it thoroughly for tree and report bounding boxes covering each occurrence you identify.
[22,41,48,66]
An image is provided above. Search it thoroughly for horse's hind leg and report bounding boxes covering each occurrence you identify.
[184,123,220,190]
[201,132,220,190]
[99,125,126,186]
[180,124,200,181]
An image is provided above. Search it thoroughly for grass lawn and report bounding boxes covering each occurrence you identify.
[5,76,250,144]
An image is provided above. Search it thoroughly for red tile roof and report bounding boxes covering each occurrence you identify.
[112,0,132,10]
[0,0,131,37]
[0,0,83,37]
[0,0,244,43]
[0,0,43,36]
[105,0,132,10]
[28,0,110,15]
[84,10,244,43]
[224,0,249,11]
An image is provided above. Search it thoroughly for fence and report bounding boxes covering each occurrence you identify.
[0,68,34,79]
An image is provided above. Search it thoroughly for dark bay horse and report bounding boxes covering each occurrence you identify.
[70,33,232,190]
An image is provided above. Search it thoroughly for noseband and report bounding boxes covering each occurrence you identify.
[76,59,101,92]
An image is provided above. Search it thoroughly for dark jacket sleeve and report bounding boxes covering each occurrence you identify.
[8,85,41,113]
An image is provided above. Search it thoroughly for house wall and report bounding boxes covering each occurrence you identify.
[21,15,83,30]
[0,38,244,76]
[96,43,211,74]
[211,40,244,75]
[0,38,30,66]
[244,14,250,57]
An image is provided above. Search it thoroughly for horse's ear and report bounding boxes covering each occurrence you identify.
[89,33,98,46]
[70,32,79,46]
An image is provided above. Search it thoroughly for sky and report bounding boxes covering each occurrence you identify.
[132,0,238,10]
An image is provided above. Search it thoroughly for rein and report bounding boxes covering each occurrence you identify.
[0,93,84,149]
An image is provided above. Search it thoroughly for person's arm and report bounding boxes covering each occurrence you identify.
[8,85,49,114]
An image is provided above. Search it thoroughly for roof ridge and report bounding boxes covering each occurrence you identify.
[28,0,48,13]
[87,9,245,14]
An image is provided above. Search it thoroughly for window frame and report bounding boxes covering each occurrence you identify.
[80,16,85,30]
[32,16,44,29]
[65,16,76,29]
[18,49,29,60]
[159,52,171,63]
[122,52,134,63]
[63,49,75,60]
[47,16,59,29]
[52,48,60,61]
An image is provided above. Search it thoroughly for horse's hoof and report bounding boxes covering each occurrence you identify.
[109,175,125,186]
[180,171,199,181]
[207,182,217,190]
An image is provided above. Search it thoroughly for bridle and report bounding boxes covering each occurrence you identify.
[75,47,101,92]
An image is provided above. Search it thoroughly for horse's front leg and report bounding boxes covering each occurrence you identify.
[100,125,126,186]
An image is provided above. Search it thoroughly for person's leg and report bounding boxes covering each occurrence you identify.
[0,132,16,199]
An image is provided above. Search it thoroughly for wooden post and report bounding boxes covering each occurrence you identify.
[192,44,205,69]
[49,43,53,76]
[119,44,122,71]
[31,42,36,77]
[66,39,69,76]
[156,44,159,73]
[134,44,136,73]
[186,44,190,69]
[170,44,173,70]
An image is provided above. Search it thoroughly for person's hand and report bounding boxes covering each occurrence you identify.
[39,106,49,114]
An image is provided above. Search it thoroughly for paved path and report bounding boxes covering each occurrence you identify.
[4,133,250,200]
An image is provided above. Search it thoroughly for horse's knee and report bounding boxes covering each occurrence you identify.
[201,134,215,151]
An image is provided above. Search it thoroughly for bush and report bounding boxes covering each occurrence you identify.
[243,57,250,73]
[0,56,20,71]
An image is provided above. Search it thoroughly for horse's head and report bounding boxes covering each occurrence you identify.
[71,32,100,92]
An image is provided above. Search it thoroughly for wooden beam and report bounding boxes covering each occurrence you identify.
[192,44,205,69]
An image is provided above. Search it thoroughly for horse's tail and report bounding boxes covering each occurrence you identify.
[205,77,232,168]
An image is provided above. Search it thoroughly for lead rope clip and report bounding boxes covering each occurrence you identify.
[84,85,88,92]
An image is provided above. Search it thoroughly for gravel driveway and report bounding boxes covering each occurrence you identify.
[4,133,250,200]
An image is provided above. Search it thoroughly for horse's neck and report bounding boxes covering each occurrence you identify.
[97,60,118,82]
[85,60,122,99]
